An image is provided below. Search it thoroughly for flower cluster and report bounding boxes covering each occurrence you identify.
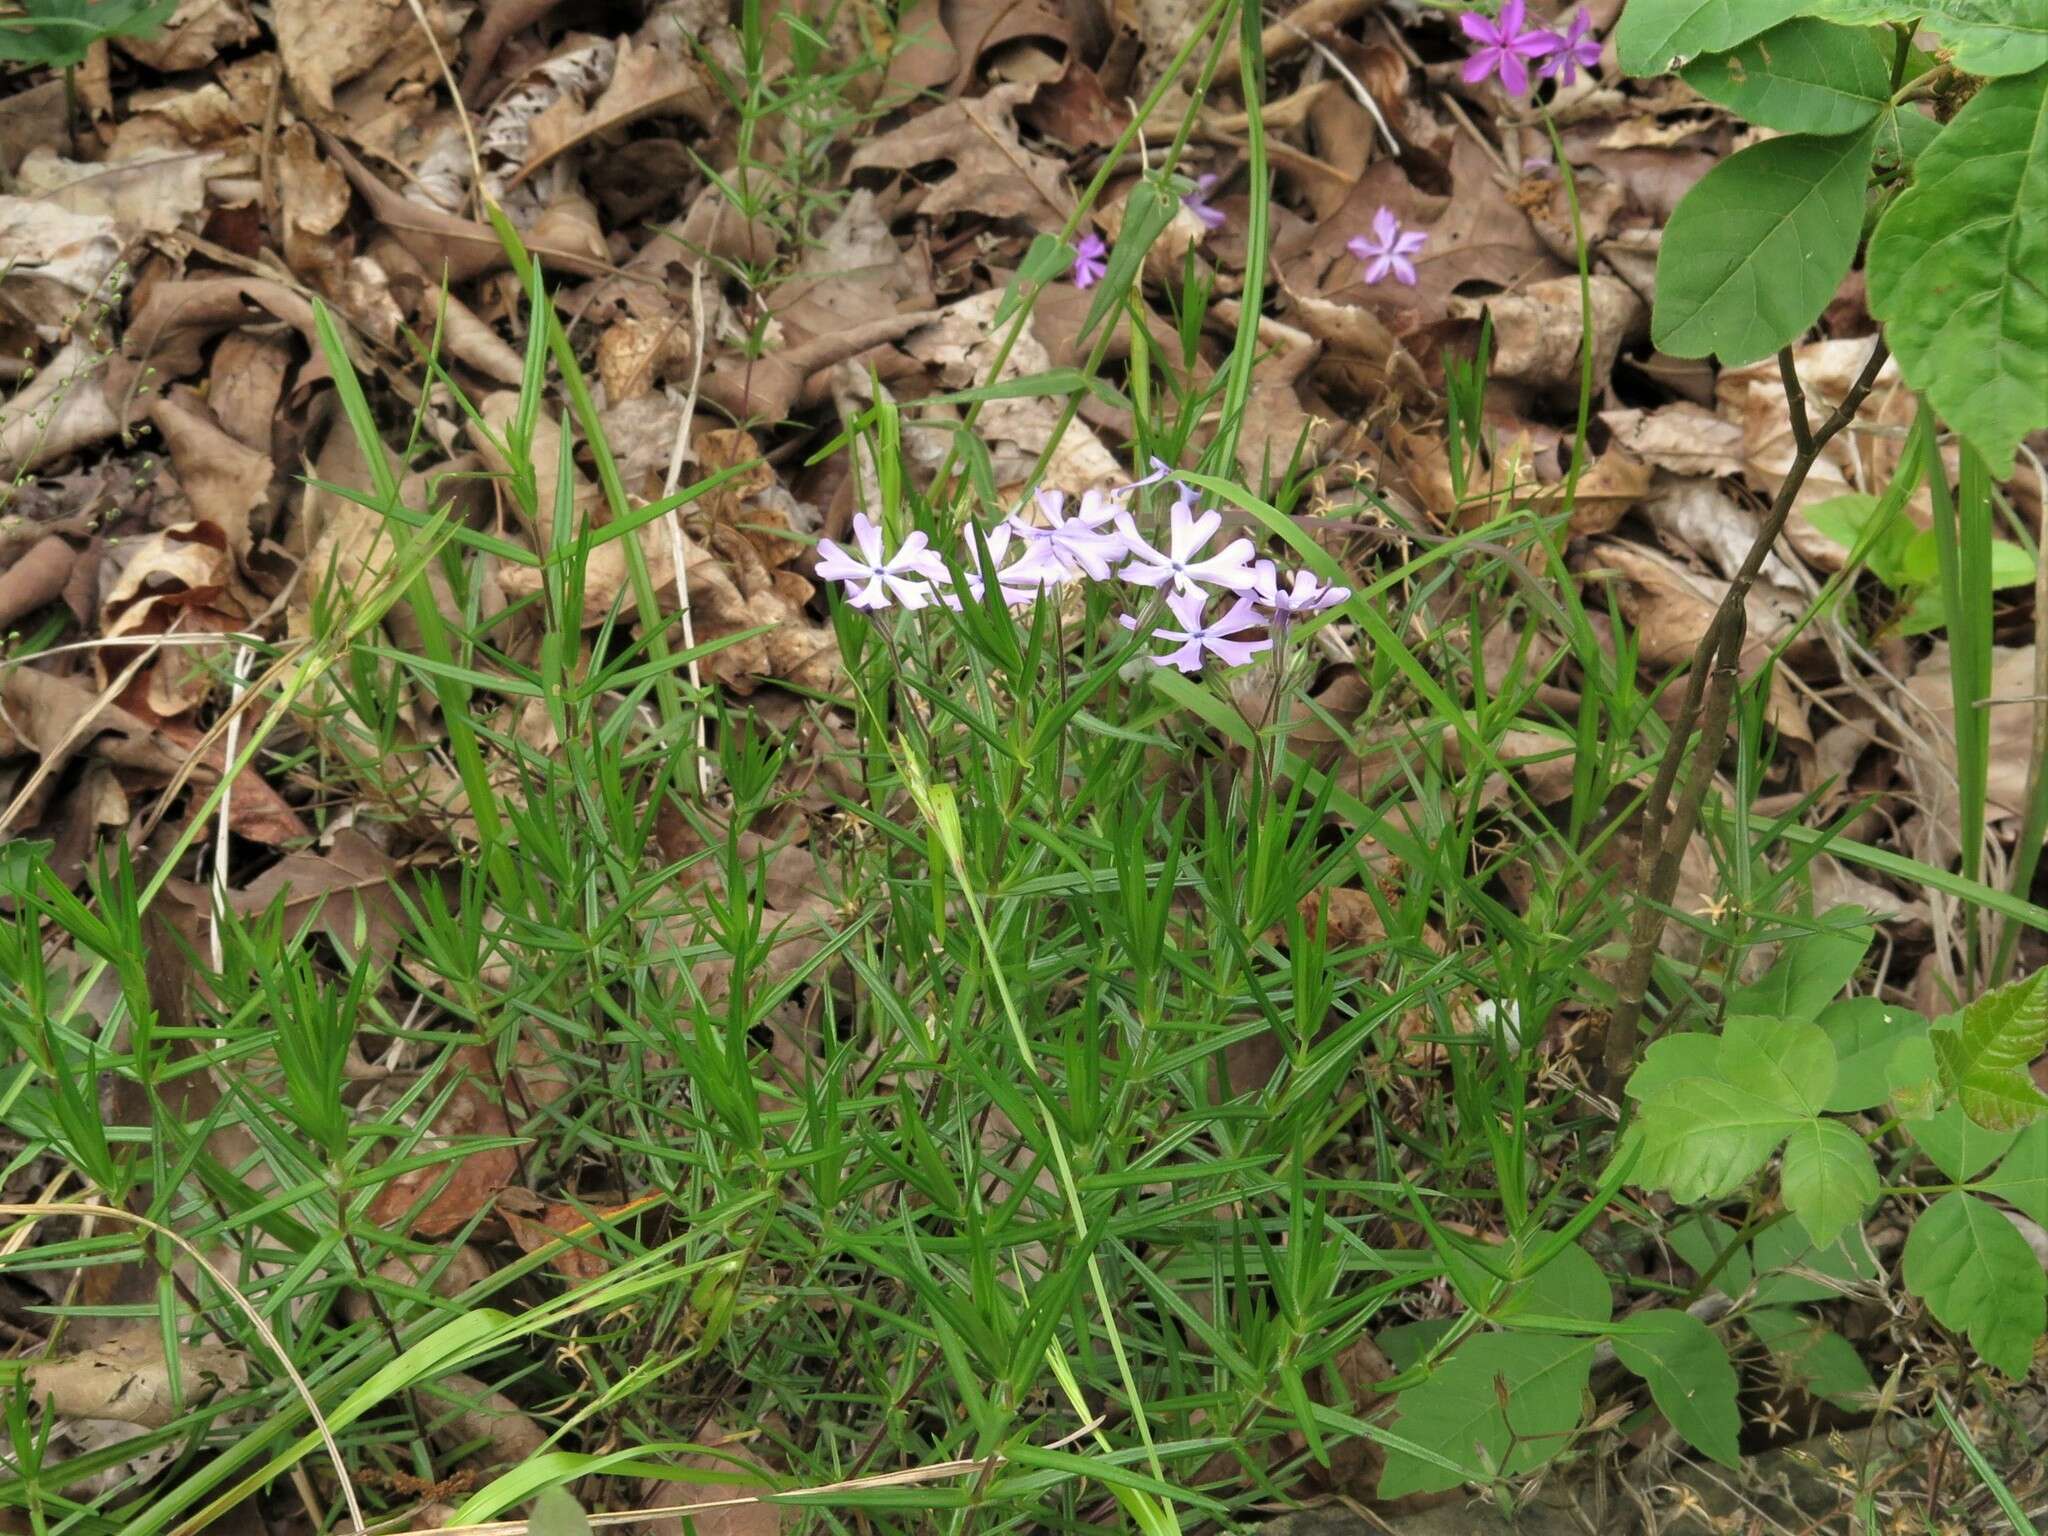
[813,471,1350,674]
[1460,2,1602,93]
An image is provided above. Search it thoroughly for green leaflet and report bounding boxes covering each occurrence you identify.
[1682,19,1891,136]
[1927,967,2048,1130]
[1902,1192,2046,1377]
[1611,1311,1741,1467]
[1613,0,1806,76]
[1652,124,1876,366]
[1803,0,2048,76]
[1866,68,2048,478]
[1779,1119,1878,1245]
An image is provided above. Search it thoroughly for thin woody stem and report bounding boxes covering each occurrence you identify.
[1604,338,1891,1083]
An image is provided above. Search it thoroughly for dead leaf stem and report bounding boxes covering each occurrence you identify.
[1604,338,1892,1084]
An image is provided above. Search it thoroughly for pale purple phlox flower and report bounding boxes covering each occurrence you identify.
[1121,589,1273,673]
[1115,491,1260,597]
[1007,486,1132,582]
[1071,232,1108,290]
[942,522,1058,610]
[1348,207,1428,287]
[1184,173,1227,231]
[1251,560,1351,621]
[815,513,951,610]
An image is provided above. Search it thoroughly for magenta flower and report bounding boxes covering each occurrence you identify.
[1071,232,1108,289]
[1115,492,1260,597]
[1250,561,1351,621]
[1008,487,1131,582]
[815,514,951,610]
[1121,590,1273,673]
[1460,0,1560,94]
[1184,173,1227,232]
[1347,207,1427,287]
[1539,10,1601,84]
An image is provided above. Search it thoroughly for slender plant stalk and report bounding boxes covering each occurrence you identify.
[1604,339,1891,1082]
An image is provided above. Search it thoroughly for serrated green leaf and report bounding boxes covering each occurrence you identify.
[1377,1332,1600,1497]
[1653,126,1876,366]
[1927,968,2048,1130]
[1725,916,1873,1024]
[1817,997,1928,1112]
[1614,0,1807,75]
[1611,1311,1742,1467]
[1720,1015,1837,1117]
[1978,1121,2048,1228]
[1623,1031,1720,1102]
[1905,1103,2018,1182]
[1780,1119,1878,1244]
[1866,68,2048,478]
[1630,1078,1808,1201]
[1902,1191,2046,1377]
[1682,20,1891,136]
[1803,0,2048,76]
[1746,1307,1876,1408]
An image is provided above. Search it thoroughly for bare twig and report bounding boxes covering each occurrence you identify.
[1604,337,1891,1083]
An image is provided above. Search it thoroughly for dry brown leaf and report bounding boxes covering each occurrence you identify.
[114,0,256,68]
[1577,538,1809,742]
[99,523,251,714]
[0,197,125,339]
[641,1430,789,1536]
[848,81,1071,224]
[15,148,216,237]
[1020,60,1127,149]
[0,339,121,479]
[1905,643,2041,823]
[0,666,186,785]
[126,274,320,380]
[205,331,292,452]
[1599,402,1742,478]
[0,78,68,174]
[1448,275,1645,389]
[275,123,352,286]
[368,1045,523,1237]
[25,1329,249,1428]
[519,35,718,184]
[499,1189,658,1281]
[940,0,1071,94]
[0,535,76,630]
[1530,446,1653,536]
[1283,282,1428,406]
[149,388,274,553]
[462,0,571,94]
[427,1371,547,1466]
[237,829,405,962]
[274,0,431,111]
[1715,337,1925,569]
[903,290,1121,496]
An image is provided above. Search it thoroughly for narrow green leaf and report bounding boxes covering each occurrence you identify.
[1682,20,1891,135]
[1902,1191,2046,1377]
[1866,67,2048,476]
[1611,1311,1742,1467]
[1652,125,1875,365]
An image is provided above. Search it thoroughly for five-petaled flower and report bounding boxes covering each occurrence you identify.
[1348,207,1428,287]
[814,514,950,610]
[1460,0,1559,94]
[1071,232,1108,289]
[1184,173,1227,231]
[1116,492,1260,597]
[942,522,1055,610]
[1251,561,1352,621]
[1121,590,1273,673]
[1539,9,1600,84]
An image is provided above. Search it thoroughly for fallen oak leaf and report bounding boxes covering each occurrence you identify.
[24,1327,249,1429]
[847,81,1071,225]
[317,131,620,284]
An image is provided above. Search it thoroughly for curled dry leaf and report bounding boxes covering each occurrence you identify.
[425,1371,547,1466]
[1450,275,1647,390]
[126,275,320,381]
[1283,281,1429,406]
[367,1045,523,1238]
[0,666,186,788]
[1599,402,1743,479]
[205,331,293,453]
[114,0,258,69]
[16,148,217,238]
[149,387,274,554]
[517,35,719,186]
[0,339,121,481]
[0,197,125,339]
[1530,446,1654,536]
[25,1328,249,1429]
[0,536,76,630]
[848,81,1071,225]
[1576,538,1809,742]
